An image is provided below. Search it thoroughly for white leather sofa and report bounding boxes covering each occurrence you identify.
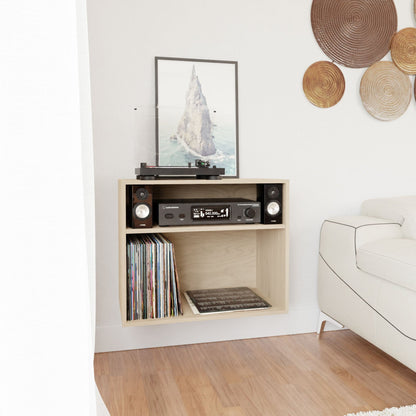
[318,196,416,372]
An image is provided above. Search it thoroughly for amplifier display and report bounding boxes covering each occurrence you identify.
[157,198,261,226]
[192,205,230,221]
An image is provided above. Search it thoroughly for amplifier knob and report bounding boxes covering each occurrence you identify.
[266,201,280,216]
[244,207,256,219]
[134,203,150,219]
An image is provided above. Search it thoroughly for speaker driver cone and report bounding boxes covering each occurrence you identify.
[136,188,148,200]
[134,203,150,219]
[267,186,279,199]
[266,201,280,216]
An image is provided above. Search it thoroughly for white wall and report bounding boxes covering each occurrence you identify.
[88,0,416,352]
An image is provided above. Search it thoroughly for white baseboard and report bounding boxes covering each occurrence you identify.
[95,306,329,353]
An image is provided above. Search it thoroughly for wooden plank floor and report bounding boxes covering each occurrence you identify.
[94,330,416,416]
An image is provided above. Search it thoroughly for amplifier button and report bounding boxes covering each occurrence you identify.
[164,213,174,219]
[179,213,186,219]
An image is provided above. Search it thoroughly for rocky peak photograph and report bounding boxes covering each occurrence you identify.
[155,57,239,177]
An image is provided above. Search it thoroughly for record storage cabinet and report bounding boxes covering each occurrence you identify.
[118,178,289,326]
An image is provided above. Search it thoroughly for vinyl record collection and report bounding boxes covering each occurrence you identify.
[127,234,182,320]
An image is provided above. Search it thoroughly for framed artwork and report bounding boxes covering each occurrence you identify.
[155,57,239,177]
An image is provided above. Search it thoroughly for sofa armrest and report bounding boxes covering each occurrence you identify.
[361,196,416,239]
[319,216,403,274]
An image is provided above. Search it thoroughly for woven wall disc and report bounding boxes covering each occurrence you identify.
[391,28,416,75]
[360,61,411,121]
[311,0,397,68]
[303,61,345,108]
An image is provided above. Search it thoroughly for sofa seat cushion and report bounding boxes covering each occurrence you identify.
[357,238,416,292]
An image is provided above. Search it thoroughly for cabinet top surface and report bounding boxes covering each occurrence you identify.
[119,178,289,185]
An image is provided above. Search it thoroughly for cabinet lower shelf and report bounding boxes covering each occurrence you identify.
[123,291,287,327]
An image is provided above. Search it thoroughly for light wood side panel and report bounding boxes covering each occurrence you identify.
[164,230,257,291]
[282,182,289,226]
[118,181,127,324]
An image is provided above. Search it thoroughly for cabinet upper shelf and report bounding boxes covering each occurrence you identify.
[125,223,285,234]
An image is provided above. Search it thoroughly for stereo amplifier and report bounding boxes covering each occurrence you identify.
[157,198,261,226]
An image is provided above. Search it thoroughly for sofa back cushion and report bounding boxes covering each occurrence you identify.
[361,196,416,239]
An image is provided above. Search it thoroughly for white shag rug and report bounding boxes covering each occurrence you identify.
[345,405,416,416]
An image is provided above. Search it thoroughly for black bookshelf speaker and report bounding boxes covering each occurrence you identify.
[258,184,283,224]
[128,185,153,228]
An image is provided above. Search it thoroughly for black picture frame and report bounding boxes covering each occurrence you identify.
[155,57,239,178]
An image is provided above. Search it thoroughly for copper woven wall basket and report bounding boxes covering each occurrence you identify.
[311,0,397,68]
[303,61,345,108]
[391,28,416,75]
